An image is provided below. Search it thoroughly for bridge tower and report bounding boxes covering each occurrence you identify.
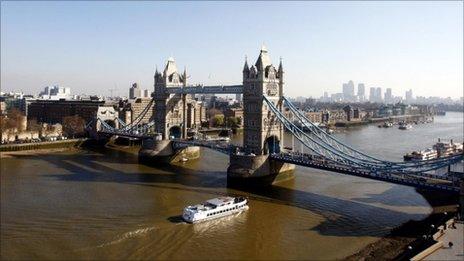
[242,45,284,155]
[154,58,192,140]
[142,58,200,165]
[227,46,294,186]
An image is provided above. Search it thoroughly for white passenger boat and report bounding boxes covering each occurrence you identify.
[182,196,248,223]
[404,148,438,161]
[433,139,464,157]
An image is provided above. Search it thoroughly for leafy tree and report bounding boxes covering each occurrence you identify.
[226,117,239,128]
[62,115,85,138]
[212,114,225,127]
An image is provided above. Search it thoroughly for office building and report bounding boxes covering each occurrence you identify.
[375,87,382,103]
[129,83,142,99]
[357,83,365,102]
[384,88,392,104]
[39,85,72,100]
[28,99,107,124]
[405,89,414,104]
[342,80,355,101]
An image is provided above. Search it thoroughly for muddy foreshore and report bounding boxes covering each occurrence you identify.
[345,191,459,260]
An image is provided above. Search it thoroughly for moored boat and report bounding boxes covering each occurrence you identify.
[433,139,463,157]
[398,122,412,130]
[403,148,438,161]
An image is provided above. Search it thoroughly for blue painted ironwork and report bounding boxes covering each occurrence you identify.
[263,96,462,176]
[165,85,243,94]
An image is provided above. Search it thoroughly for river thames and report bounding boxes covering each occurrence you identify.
[1,112,463,260]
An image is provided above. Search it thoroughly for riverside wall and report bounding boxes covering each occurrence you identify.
[0,139,87,152]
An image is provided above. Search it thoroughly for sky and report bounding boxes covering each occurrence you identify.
[1,1,463,99]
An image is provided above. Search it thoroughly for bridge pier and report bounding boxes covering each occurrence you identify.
[227,154,295,186]
[139,139,200,165]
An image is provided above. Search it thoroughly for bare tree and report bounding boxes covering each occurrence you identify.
[1,108,25,131]
[27,118,41,132]
[62,115,85,138]
[0,115,9,132]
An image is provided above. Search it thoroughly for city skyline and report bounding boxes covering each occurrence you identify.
[1,1,462,98]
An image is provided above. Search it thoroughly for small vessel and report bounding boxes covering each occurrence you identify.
[206,136,230,142]
[182,196,248,223]
[382,122,393,128]
[398,122,412,130]
[325,128,334,134]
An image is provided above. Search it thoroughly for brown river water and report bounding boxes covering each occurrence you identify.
[1,112,463,260]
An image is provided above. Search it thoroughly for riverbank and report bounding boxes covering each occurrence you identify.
[0,147,82,158]
[345,191,459,260]
[0,138,87,152]
[334,114,430,127]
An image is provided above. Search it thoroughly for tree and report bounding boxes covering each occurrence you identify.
[212,114,225,127]
[0,115,9,131]
[226,117,240,128]
[62,115,85,138]
[207,108,222,119]
[1,108,25,131]
[27,118,41,132]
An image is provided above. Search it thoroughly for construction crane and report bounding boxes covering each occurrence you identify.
[108,84,118,98]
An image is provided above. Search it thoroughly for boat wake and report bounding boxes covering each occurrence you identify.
[75,226,157,252]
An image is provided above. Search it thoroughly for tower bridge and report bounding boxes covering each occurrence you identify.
[89,46,464,198]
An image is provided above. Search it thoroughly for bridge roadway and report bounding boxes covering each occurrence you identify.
[172,139,238,155]
[270,152,461,193]
[97,130,150,140]
[93,132,462,194]
[171,139,461,193]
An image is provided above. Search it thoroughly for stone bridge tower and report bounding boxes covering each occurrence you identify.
[154,58,192,139]
[242,46,284,155]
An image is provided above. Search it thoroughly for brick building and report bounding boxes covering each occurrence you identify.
[27,99,106,124]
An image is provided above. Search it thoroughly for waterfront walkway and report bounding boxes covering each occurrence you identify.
[425,222,463,260]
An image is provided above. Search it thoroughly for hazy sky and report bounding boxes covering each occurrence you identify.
[1,1,463,98]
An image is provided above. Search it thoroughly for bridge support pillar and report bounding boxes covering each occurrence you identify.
[227,154,295,186]
[139,139,200,165]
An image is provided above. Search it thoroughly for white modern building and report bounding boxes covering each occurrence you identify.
[39,85,72,100]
